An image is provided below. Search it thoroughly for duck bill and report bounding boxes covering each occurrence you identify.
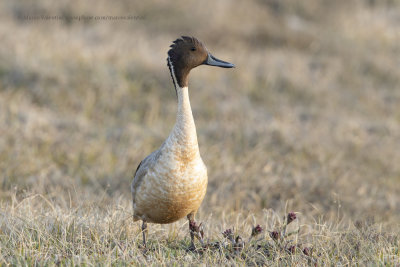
[204,53,235,68]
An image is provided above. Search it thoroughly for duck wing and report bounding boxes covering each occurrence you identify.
[131,149,161,203]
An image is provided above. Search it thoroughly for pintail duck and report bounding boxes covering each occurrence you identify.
[131,36,234,249]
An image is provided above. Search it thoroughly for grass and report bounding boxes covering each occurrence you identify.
[0,0,400,265]
[1,194,398,265]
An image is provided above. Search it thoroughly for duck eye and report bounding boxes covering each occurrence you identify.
[190,47,196,51]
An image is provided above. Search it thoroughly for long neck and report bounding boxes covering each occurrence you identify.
[166,57,199,151]
[173,86,198,147]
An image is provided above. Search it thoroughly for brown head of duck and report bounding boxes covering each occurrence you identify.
[167,36,235,89]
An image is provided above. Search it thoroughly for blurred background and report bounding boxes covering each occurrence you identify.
[0,0,399,226]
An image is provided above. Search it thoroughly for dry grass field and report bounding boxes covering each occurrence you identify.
[0,0,399,265]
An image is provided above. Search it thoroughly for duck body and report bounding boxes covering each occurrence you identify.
[132,86,207,224]
[130,36,234,248]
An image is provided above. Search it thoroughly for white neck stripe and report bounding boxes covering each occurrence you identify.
[167,56,178,90]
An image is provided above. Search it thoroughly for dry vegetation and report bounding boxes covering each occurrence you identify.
[0,0,399,265]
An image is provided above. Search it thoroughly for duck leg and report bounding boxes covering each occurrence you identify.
[141,220,148,248]
[187,213,204,250]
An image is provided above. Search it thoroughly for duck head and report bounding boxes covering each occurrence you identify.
[167,36,234,89]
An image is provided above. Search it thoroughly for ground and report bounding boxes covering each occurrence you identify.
[0,0,399,265]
